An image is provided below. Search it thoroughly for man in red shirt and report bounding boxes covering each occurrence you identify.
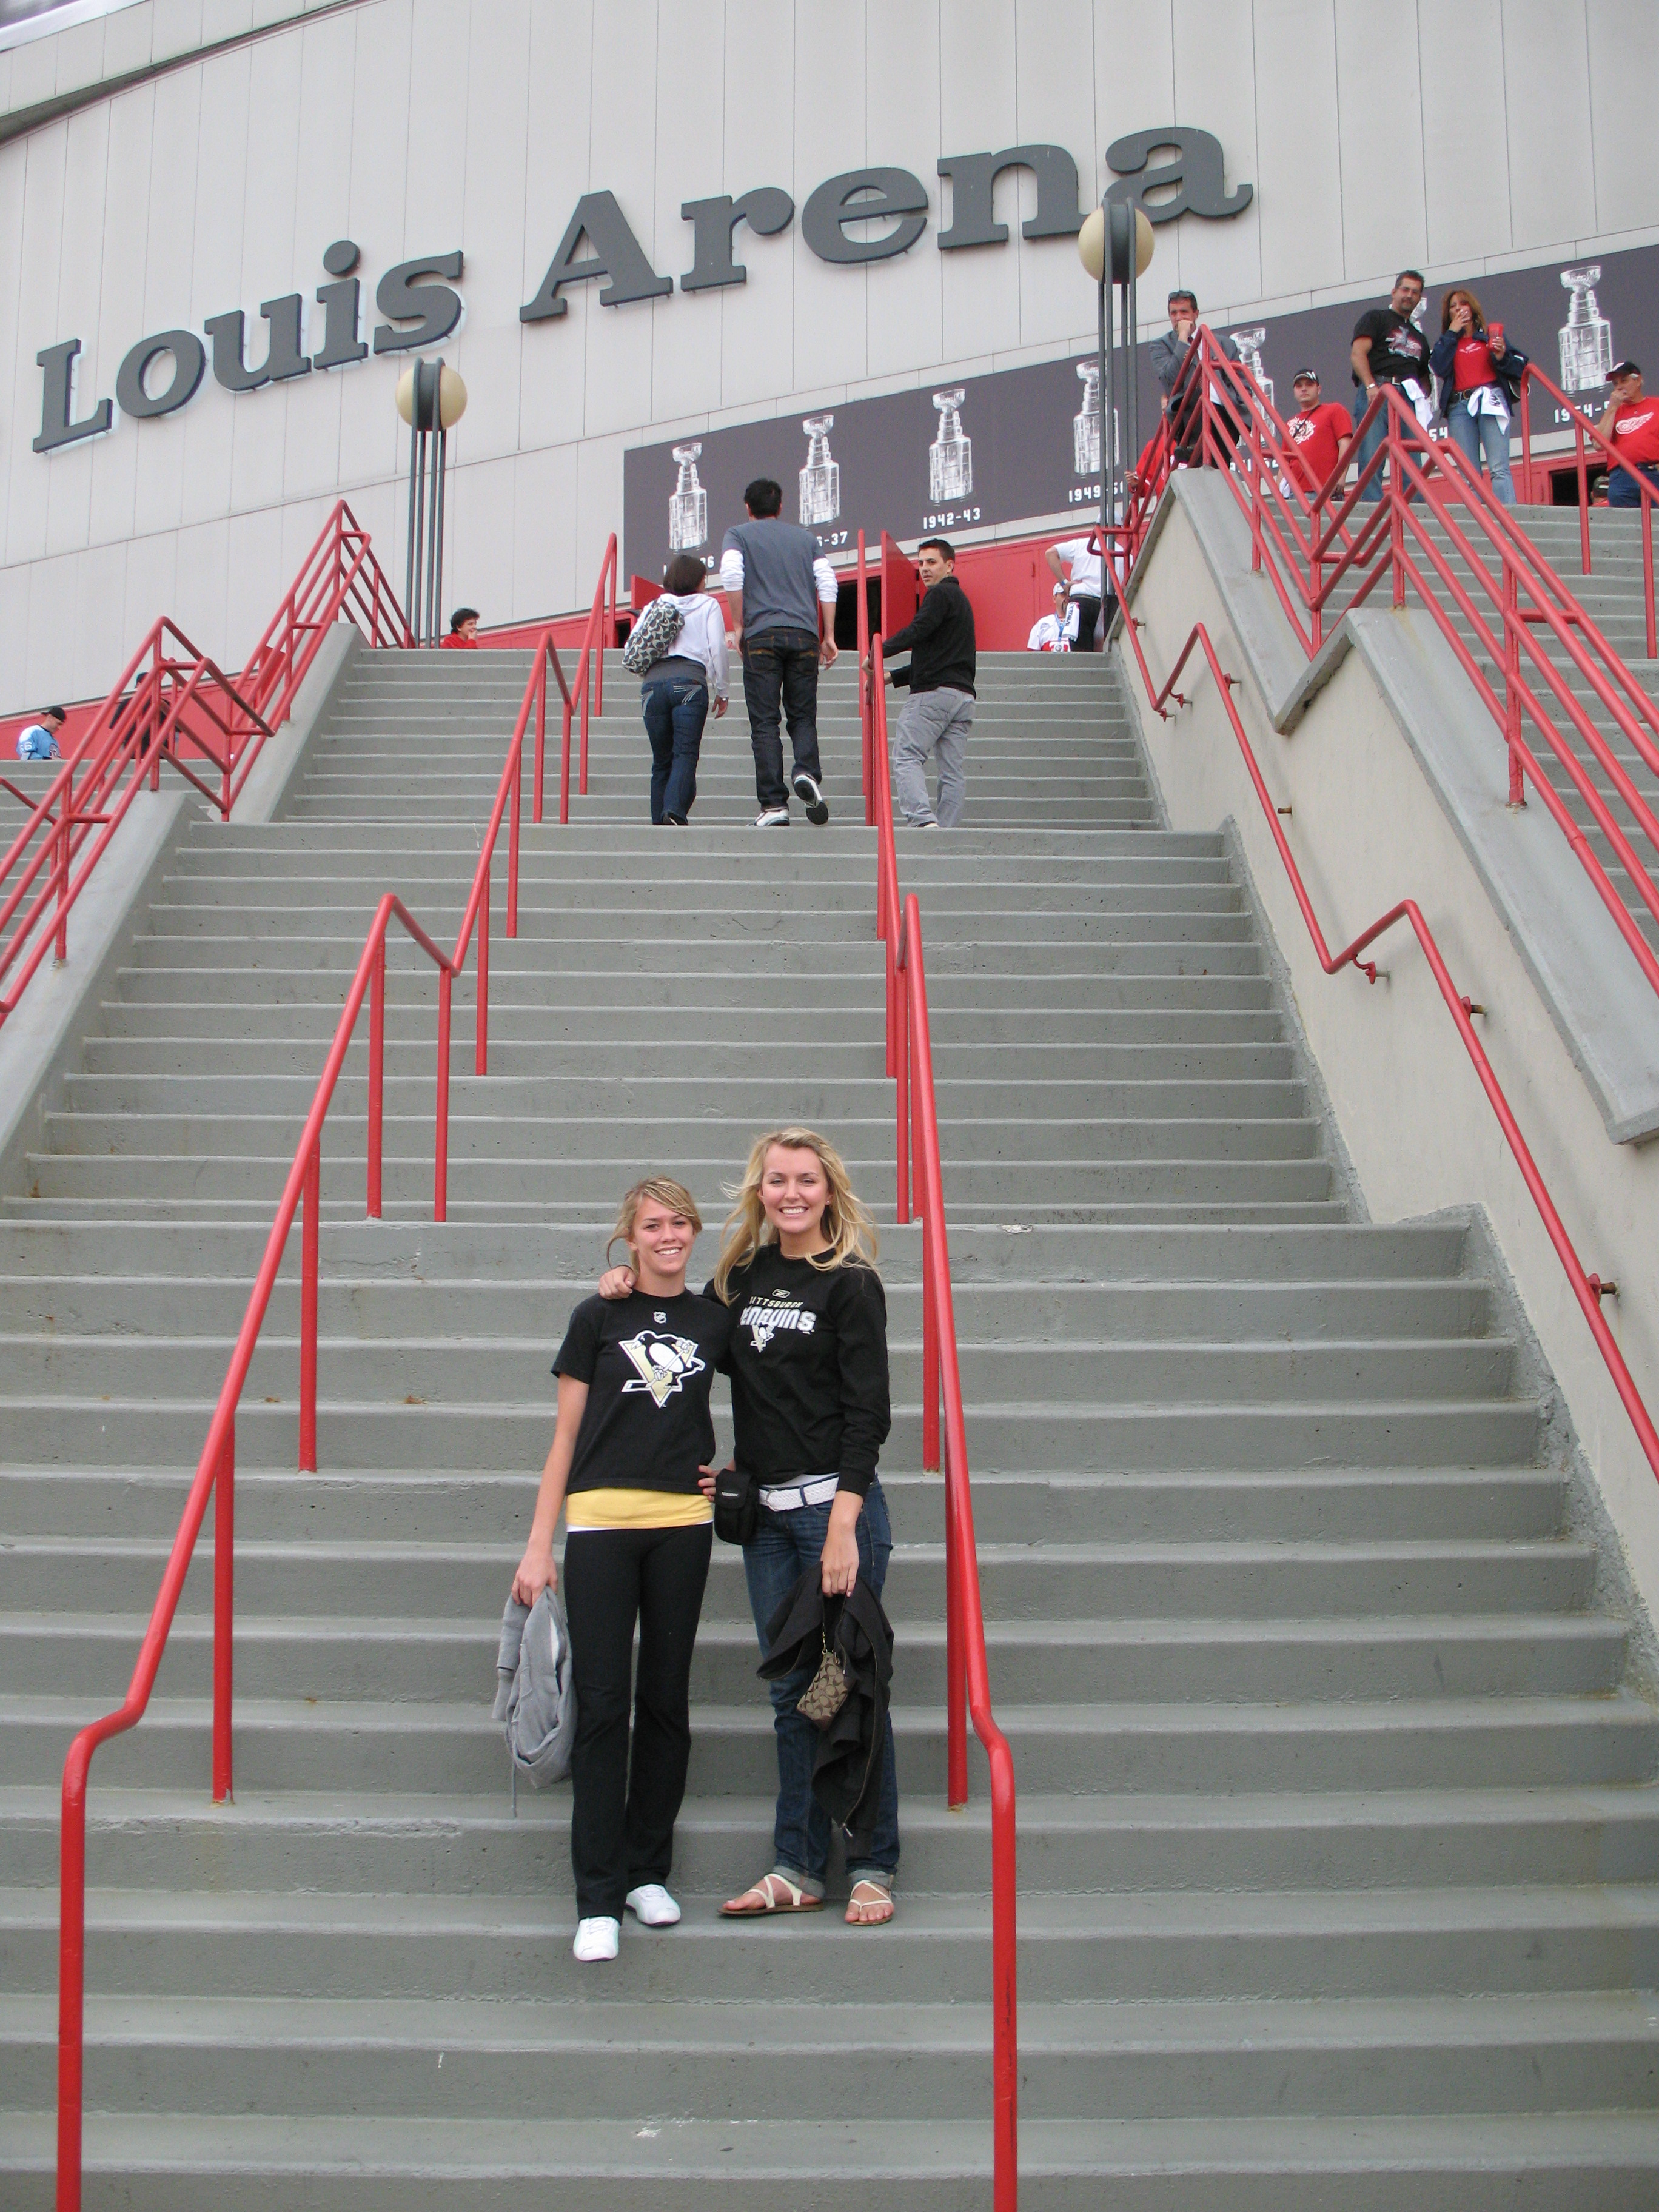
[1282,370,1352,498]
[441,607,480,648]
[1598,363,1659,509]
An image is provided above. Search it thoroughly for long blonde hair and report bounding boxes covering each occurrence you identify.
[712,1128,879,1301]
[606,1175,703,1267]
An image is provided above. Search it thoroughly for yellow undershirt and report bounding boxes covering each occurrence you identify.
[565,1487,712,1531]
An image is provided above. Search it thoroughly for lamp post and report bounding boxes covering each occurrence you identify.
[1077,199,1153,548]
[395,358,468,646]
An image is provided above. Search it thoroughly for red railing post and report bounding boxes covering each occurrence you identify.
[1389,406,1407,608]
[212,1419,235,1802]
[533,649,548,825]
[435,966,452,1222]
[943,1432,967,1808]
[560,702,574,826]
[1503,561,1526,808]
[299,1139,320,1473]
[54,805,70,962]
[857,531,873,824]
[367,930,386,1217]
[475,858,490,1076]
[894,933,911,1224]
[506,739,522,939]
[56,1743,90,2212]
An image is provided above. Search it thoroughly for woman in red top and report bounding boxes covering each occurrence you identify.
[1429,289,1520,506]
[1598,363,1659,510]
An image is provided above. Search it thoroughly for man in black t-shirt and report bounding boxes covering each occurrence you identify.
[1350,269,1430,503]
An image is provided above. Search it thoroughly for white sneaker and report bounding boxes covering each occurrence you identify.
[792,770,830,824]
[572,1915,620,1962]
[625,1883,682,1927]
[755,806,790,828]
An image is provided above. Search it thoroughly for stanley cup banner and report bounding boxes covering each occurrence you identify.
[622,236,1659,581]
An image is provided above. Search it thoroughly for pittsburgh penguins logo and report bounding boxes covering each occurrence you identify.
[618,1331,706,1407]
[742,1295,816,1353]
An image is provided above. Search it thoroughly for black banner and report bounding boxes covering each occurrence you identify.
[623,239,1659,581]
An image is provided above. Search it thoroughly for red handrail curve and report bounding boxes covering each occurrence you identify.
[1134,334,1659,1014]
[1516,363,1657,654]
[55,887,452,2212]
[1119,609,1659,1493]
[54,535,618,2212]
[863,631,1020,2210]
[2,501,411,1029]
[529,532,618,825]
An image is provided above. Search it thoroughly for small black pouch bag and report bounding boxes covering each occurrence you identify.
[713,1464,760,1546]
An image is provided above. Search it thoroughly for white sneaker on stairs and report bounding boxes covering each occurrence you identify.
[625,1883,682,1926]
[573,1915,621,1962]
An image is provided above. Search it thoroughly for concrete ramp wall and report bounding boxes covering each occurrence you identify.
[1119,474,1659,1635]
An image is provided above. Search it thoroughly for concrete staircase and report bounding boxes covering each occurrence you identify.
[1409,503,1659,956]
[1,640,1657,2205]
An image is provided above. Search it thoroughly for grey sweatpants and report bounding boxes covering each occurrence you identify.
[893,685,974,827]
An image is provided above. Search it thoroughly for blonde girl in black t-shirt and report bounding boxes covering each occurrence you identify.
[600,1127,899,1927]
[511,1176,730,1964]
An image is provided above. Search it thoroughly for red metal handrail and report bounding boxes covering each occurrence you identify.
[2,500,410,1030]
[528,532,618,826]
[863,631,1019,2210]
[55,535,618,2212]
[1133,333,1659,1014]
[1516,363,1658,655]
[1119,609,1659,1495]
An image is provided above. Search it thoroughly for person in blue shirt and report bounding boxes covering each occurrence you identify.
[15,706,65,759]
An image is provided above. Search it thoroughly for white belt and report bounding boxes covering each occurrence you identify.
[759,1473,840,1512]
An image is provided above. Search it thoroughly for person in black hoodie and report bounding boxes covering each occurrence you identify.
[600,1125,899,1925]
[873,537,976,829]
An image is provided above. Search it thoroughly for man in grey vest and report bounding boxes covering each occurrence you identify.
[719,478,840,827]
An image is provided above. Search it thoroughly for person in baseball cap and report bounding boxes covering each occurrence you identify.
[1598,362,1659,508]
[1284,367,1353,497]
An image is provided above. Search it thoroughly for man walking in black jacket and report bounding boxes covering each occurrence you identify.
[874,538,976,828]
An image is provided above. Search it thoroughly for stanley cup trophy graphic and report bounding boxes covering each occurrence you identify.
[799,415,840,526]
[929,388,973,502]
[1231,327,1274,412]
[668,443,708,552]
[1074,360,1101,475]
[1559,266,1616,395]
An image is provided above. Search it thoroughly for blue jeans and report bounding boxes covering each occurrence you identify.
[1609,460,1659,509]
[1446,395,1515,504]
[740,626,823,811]
[640,670,709,822]
[1353,391,1388,503]
[742,1477,900,1889]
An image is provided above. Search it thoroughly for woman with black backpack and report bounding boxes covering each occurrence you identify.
[625,552,729,825]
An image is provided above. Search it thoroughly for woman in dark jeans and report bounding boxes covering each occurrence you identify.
[600,1127,899,1926]
[640,552,728,824]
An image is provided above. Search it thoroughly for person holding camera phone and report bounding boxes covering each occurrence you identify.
[1430,287,1525,507]
[599,1127,899,1926]
[511,1176,729,1964]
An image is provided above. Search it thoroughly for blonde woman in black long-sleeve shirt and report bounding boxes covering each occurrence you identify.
[600,1126,899,1926]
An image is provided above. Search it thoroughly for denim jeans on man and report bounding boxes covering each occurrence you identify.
[1609,459,1659,509]
[742,1478,900,1892]
[640,666,709,823]
[1353,390,1389,503]
[1446,395,1515,505]
[741,626,823,811]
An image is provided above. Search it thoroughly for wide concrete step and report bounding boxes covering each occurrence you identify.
[1,1601,1617,1706]
[5,2106,1658,2211]
[0,1530,1583,1618]
[10,1777,1657,1894]
[5,1881,1659,2003]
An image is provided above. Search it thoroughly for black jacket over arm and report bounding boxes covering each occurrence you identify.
[760,1567,894,1856]
[883,574,976,696]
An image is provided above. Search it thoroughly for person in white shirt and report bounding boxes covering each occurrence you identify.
[1027,583,1078,652]
[640,554,730,825]
[1044,534,1108,652]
